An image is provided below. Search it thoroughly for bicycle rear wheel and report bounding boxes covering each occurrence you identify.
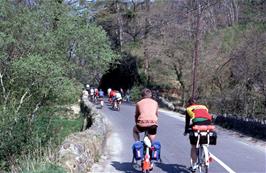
[200,165,208,173]
[200,146,209,173]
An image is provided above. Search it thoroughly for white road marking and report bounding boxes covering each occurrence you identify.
[210,153,236,173]
[159,109,237,173]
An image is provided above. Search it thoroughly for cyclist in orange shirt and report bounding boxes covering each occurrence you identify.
[133,88,159,142]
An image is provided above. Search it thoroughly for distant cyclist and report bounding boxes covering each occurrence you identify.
[184,97,213,172]
[115,91,122,102]
[107,88,112,97]
[94,88,99,102]
[99,89,104,98]
[133,88,159,142]
[85,84,90,92]
[109,89,116,103]
[89,87,95,102]
[98,89,105,108]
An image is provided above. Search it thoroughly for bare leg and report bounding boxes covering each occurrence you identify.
[133,126,140,141]
[148,134,156,142]
[191,145,197,164]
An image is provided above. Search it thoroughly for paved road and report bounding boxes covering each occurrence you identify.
[91,101,266,173]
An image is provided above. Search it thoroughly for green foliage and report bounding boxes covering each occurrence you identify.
[130,85,143,102]
[220,25,244,52]
[22,163,66,173]
[0,0,118,170]
[75,24,118,74]
[125,9,136,19]
[0,106,82,171]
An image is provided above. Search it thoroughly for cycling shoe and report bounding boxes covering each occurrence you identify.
[149,163,154,171]
[188,166,197,173]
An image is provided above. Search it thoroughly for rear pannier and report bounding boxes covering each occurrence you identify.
[132,141,144,160]
[150,141,161,161]
[189,131,217,145]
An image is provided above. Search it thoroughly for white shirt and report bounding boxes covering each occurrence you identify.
[90,88,94,95]
[107,88,111,96]
[115,92,122,100]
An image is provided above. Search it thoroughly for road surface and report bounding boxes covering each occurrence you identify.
[91,101,266,173]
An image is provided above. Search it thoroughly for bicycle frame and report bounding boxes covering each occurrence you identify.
[190,126,214,173]
[142,132,152,172]
[192,144,209,173]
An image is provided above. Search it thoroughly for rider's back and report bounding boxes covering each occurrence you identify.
[136,98,158,127]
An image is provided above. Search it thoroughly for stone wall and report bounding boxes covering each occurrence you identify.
[215,114,266,140]
[57,95,109,173]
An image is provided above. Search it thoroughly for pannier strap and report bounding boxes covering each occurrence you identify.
[192,125,215,131]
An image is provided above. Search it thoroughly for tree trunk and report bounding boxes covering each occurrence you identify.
[116,1,123,51]
[143,0,150,86]
[191,1,202,99]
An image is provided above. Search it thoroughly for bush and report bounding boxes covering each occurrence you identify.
[22,163,66,173]
[130,85,143,102]
[0,106,82,171]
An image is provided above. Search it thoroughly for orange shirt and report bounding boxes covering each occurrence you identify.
[135,98,158,127]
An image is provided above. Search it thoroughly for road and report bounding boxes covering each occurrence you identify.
[91,101,266,173]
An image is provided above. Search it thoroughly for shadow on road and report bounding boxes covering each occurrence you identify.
[155,162,191,173]
[110,161,191,173]
[111,161,140,173]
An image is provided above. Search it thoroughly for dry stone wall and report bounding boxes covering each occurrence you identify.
[57,94,109,173]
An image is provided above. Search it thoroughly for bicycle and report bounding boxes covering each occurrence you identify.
[98,97,104,109]
[188,125,216,173]
[112,99,122,111]
[132,131,161,173]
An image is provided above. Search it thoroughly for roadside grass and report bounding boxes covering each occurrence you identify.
[22,163,66,173]
[17,107,82,173]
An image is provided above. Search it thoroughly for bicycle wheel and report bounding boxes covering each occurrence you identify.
[200,146,209,173]
[199,164,208,173]
[132,158,141,171]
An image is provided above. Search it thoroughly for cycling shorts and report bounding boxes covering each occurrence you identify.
[136,125,157,135]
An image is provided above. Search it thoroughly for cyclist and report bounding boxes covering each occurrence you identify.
[113,91,122,109]
[133,88,159,142]
[107,88,112,97]
[115,91,122,101]
[81,87,89,98]
[98,89,104,107]
[99,89,104,98]
[85,84,90,92]
[94,88,99,102]
[184,97,213,172]
[89,87,95,102]
[109,89,116,104]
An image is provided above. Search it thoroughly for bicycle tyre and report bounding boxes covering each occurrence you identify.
[201,147,209,173]
[200,165,208,173]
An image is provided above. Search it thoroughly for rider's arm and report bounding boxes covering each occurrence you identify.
[156,103,159,117]
[135,104,140,124]
[185,111,190,133]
